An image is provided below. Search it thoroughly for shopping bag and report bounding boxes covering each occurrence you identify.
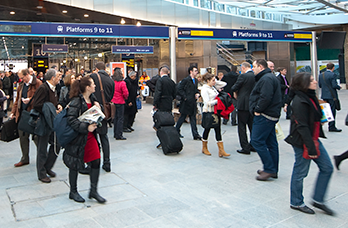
[275,122,285,141]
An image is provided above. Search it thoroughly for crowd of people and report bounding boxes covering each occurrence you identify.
[0,59,345,215]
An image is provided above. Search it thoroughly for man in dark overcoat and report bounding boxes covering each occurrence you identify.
[90,62,115,172]
[175,66,201,140]
[231,62,255,155]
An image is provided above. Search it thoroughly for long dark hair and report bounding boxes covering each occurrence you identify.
[290,72,312,92]
[69,76,92,98]
[112,68,124,82]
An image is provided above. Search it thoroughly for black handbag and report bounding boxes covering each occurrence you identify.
[201,112,219,129]
[17,99,40,135]
[0,118,19,142]
[322,72,341,111]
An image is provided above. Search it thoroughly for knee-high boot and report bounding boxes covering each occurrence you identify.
[334,150,348,170]
[217,141,230,157]
[202,140,211,156]
[88,168,106,203]
[69,169,85,203]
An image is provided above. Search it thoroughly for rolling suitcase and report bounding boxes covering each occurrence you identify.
[156,126,183,155]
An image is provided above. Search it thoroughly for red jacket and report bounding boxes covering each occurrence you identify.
[214,96,234,119]
[111,81,129,104]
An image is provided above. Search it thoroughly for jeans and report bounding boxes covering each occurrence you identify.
[113,104,124,138]
[251,115,279,174]
[290,140,333,206]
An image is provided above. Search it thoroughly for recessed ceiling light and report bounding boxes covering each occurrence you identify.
[120,18,126,24]
[62,10,68,13]
[10,11,15,15]
[136,21,141,26]
[84,14,89,17]
[37,6,43,9]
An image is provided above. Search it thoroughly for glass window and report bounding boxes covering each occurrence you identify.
[213,2,225,12]
[226,5,236,14]
[250,10,256,18]
[200,0,212,9]
[238,8,248,16]
[193,0,198,7]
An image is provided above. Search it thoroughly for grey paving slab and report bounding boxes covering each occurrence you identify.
[0,90,348,227]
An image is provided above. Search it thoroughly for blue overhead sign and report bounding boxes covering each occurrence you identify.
[0,21,169,39]
[178,28,312,42]
[112,46,154,54]
[42,44,68,53]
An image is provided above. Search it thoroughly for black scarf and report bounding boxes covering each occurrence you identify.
[296,89,322,122]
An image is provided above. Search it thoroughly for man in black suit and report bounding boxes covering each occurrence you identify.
[276,67,291,119]
[231,62,255,155]
[221,65,238,125]
[153,66,176,112]
[175,66,202,140]
[90,62,115,172]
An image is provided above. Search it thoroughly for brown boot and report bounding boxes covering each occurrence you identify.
[202,140,211,156]
[217,141,230,157]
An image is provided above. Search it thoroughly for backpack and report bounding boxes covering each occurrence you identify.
[54,106,79,148]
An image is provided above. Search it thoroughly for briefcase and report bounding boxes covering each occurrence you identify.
[0,118,19,142]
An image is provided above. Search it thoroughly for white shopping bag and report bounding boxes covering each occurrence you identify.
[320,103,334,122]
[275,122,285,141]
[142,86,149,97]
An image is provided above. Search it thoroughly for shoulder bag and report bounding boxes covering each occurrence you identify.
[322,72,341,111]
[96,73,115,120]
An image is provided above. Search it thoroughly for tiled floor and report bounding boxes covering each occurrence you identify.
[1,90,348,227]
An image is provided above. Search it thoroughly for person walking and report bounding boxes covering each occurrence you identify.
[111,68,128,140]
[334,151,348,170]
[318,62,341,132]
[250,59,282,181]
[286,72,334,215]
[10,69,42,167]
[200,73,230,157]
[63,76,106,204]
[175,66,202,140]
[90,62,115,172]
[231,62,255,155]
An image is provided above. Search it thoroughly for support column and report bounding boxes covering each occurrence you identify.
[169,27,177,82]
[310,31,318,90]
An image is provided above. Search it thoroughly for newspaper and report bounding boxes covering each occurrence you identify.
[78,105,105,127]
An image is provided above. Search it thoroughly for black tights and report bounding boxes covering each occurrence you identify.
[203,125,222,141]
[89,159,100,169]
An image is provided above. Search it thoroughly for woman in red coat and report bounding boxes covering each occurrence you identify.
[111,68,129,140]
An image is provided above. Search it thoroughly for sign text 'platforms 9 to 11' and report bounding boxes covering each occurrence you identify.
[0,21,169,39]
[178,28,312,42]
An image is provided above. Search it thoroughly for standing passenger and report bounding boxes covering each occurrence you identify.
[221,65,238,126]
[124,71,138,132]
[63,76,106,203]
[153,66,176,112]
[111,68,129,140]
[200,73,230,157]
[231,62,255,155]
[90,62,115,172]
[32,69,62,183]
[10,69,42,167]
[250,59,282,181]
